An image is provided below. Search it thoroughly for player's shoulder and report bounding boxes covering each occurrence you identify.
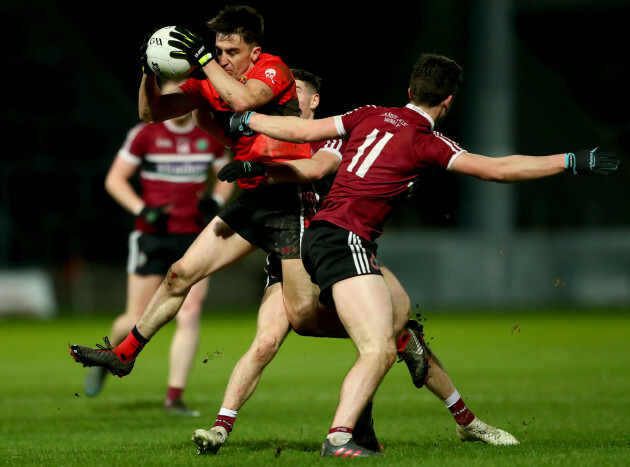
[253,53,292,76]
[256,52,288,67]
[125,121,153,140]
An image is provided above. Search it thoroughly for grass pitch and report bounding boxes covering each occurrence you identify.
[1,308,629,465]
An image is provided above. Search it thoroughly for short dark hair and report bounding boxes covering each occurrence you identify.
[207,5,264,46]
[409,54,463,107]
[291,68,322,94]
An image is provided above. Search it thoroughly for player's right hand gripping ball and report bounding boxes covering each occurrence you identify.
[217,161,266,183]
[228,111,256,139]
[565,147,620,175]
[140,29,158,75]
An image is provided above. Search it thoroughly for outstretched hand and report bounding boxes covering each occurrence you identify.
[217,161,267,182]
[565,147,620,175]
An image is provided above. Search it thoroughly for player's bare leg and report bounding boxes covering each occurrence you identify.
[325,275,396,450]
[164,277,209,416]
[281,260,410,340]
[281,259,348,338]
[71,216,258,375]
[134,217,257,338]
[193,282,291,454]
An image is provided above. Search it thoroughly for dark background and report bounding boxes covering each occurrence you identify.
[2,0,629,272]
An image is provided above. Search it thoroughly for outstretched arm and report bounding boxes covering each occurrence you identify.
[244,113,339,143]
[217,150,341,184]
[450,148,619,182]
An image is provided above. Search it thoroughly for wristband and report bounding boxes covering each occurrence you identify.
[565,152,577,174]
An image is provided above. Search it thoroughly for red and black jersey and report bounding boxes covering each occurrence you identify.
[180,53,310,189]
[312,103,466,241]
[118,119,228,234]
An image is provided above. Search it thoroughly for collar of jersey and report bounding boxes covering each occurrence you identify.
[405,103,434,130]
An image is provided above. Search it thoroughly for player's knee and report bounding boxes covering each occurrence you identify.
[251,332,280,364]
[176,304,202,328]
[165,262,194,295]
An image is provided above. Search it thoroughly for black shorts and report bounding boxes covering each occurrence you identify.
[127,231,198,276]
[264,253,283,290]
[301,221,382,308]
[219,184,313,259]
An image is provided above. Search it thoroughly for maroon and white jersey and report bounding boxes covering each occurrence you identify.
[312,103,466,240]
[118,119,228,234]
[300,139,346,227]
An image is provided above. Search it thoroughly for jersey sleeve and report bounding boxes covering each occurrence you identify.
[334,105,374,138]
[311,139,345,161]
[247,56,294,98]
[419,130,466,169]
[117,123,148,165]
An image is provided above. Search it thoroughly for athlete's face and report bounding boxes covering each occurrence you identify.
[295,80,319,120]
[215,33,261,81]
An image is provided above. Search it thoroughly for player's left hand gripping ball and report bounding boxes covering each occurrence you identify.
[168,27,214,67]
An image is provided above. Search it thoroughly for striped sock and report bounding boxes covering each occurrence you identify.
[327,427,353,446]
[213,407,238,434]
[445,390,475,425]
[114,326,149,362]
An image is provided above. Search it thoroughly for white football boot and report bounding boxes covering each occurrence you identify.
[456,417,520,445]
[192,426,228,455]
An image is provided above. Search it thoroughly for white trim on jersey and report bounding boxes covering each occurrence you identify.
[127,230,142,274]
[348,232,370,274]
[139,171,208,183]
[433,131,463,153]
[318,139,344,160]
[406,103,435,130]
[446,150,467,170]
[333,115,347,137]
[118,149,142,165]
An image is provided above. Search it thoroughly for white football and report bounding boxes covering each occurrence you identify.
[145,26,193,80]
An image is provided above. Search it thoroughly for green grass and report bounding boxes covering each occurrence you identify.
[1,308,629,465]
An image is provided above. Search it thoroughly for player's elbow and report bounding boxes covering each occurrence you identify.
[139,109,157,124]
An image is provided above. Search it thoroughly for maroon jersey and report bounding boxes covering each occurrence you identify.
[180,53,310,189]
[313,104,466,240]
[301,139,346,227]
[118,119,228,234]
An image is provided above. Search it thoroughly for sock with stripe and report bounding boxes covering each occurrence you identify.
[327,427,353,446]
[114,326,149,362]
[444,390,476,425]
[213,407,238,434]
